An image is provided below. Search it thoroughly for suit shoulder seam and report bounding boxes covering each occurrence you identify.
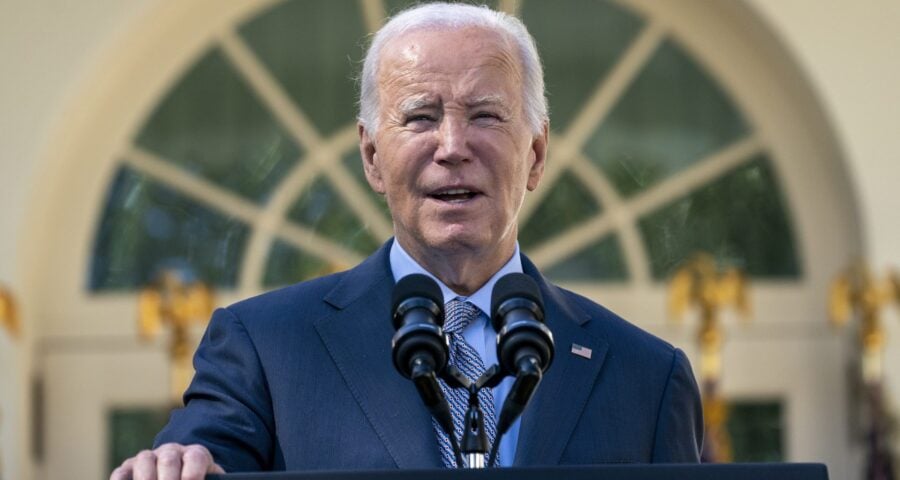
[649,347,682,461]
[219,305,278,442]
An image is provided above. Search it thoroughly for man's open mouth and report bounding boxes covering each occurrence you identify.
[429,188,480,203]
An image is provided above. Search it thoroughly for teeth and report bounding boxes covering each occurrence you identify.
[430,188,477,203]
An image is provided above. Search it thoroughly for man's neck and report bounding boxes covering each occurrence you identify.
[395,237,517,296]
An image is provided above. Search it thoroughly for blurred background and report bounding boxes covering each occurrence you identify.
[1,0,898,479]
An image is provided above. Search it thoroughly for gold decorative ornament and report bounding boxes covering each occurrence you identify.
[669,253,750,462]
[669,253,750,381]
[830,262,900,479]
[701,391,733,462]
[0,284,19,339]
[138,270,214,404]
[829,263,900,384]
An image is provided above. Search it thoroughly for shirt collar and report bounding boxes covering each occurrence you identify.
[389,239,523,316]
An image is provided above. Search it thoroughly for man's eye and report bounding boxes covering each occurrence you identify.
[473,112,502,122]
[406,114,436,124]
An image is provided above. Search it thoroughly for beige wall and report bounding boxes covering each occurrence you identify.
[0,0,155,280]
[745,0,900,267]
[1,3,154,479]
[744,0,900,453]
[0,8,157,470]
[1,1,898,479]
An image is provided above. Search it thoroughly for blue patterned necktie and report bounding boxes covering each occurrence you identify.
[433,299,499,468]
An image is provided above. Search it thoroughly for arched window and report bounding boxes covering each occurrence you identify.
[90,0,801,295]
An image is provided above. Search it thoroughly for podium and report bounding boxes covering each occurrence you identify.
[210,463,828,480]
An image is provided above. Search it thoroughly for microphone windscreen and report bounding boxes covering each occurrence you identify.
[491,273,544,320]
[392,273,443,315]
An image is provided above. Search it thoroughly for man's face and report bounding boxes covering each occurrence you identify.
[360,27,547,261]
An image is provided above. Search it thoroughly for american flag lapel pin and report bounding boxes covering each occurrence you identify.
[571,343,592,360]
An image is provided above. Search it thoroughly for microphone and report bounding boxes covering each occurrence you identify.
[391,274,457,461]
[391,273,447,378]
[490,273,554,437]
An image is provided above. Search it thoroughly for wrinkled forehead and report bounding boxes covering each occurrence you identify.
[376,26,524,97]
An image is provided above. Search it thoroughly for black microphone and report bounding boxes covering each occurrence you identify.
[391,274,457,458]
[490,273,554,438]
[391,274,447,378]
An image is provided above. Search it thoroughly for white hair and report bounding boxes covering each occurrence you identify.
[358,2,548,135]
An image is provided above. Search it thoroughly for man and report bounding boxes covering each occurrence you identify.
[111,3,702,479]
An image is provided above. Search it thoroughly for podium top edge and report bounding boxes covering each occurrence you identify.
[209,463,829,480]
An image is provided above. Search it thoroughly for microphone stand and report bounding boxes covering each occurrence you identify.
[409,358,464,468]
[460,384,489,468]
[446,363,546,469]
[487,357,543,467]
[437,363,546,468]
[417,357,547,469]
[462,366,507,468]
[440,365,508,468]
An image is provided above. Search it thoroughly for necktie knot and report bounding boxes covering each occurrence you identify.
[444,300,480,334]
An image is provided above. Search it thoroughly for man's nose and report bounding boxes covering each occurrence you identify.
[434,116,470,165]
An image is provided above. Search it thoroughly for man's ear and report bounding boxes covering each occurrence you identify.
[526,122,549,191]
[359,123,385,194]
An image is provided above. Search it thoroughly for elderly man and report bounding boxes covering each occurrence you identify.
[111,3,702,479]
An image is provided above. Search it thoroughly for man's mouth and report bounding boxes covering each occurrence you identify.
[429,188,480,203]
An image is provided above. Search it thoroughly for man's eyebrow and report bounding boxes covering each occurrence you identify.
[398,95,436,113]
[466,95,508,108]
[466,95,509,111]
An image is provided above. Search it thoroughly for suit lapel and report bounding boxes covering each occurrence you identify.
[313,242,443,468]
[514,257,609,466]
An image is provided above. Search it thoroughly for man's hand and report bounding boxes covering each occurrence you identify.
[110,443,225,480]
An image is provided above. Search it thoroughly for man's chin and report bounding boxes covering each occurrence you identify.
[396,229,479,256]
[418,229,512,259]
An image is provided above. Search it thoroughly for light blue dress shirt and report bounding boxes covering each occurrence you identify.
[390,240,522,467]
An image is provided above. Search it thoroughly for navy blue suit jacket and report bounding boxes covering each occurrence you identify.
[155,241,703,472]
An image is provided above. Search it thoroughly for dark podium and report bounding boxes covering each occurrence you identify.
[210,463,829,480]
